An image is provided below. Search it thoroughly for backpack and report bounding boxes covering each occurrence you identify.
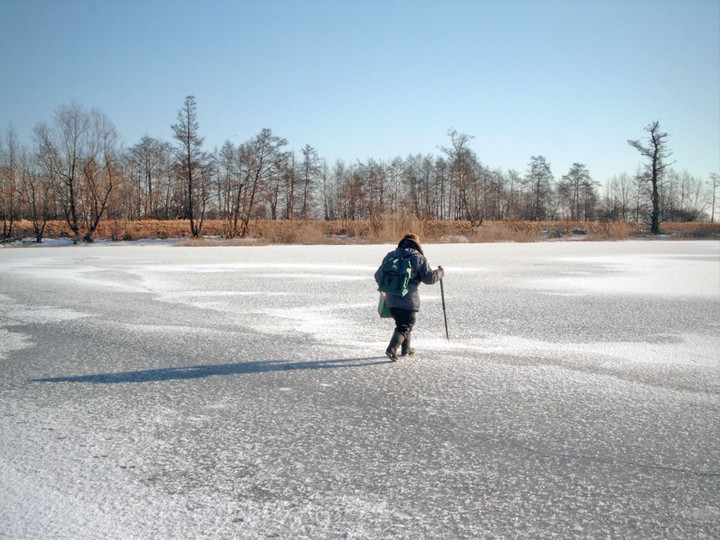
[377,256,413,297]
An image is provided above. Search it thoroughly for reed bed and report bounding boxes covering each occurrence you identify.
[6,218,719,244]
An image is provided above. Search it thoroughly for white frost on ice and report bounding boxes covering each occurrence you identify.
[418,332,720,368]
[530,253,720,297]
[0,328,31,360]
[0,294,89,359]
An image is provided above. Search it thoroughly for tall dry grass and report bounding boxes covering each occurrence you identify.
[6,218,719,244]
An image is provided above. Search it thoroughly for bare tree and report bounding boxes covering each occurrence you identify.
[602,173,632,221]
[127,136,173,219]
[419,155,437,219]
[558,162,592,220]
[278,152,295,220]
[616,173,634,221]
[385,157,403,216]
[324,159,346,221]
[628,121,674,234]
[19,144,53,242]
[0,126,21,239]
[680,171,711,221]
[403,155,422,217]
[40,103,88,242]
[441,129,482,225]
[297,144,320,219]
[80,109,120,241]
[33,103,118,242]
[629,166,649,223]
[319,159,331,220]
[172,96,209,237]
[710,173,718,223]
[215,140,238,222]
[663,170,711,221]
[503,169,522,220]
[232,129,288,237]
[524,155,554,221]
[360,158,386,218]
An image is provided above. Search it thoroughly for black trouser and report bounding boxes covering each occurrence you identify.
[389,307,416,337]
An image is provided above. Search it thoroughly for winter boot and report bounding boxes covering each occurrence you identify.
[385,331,405,361]
[401,332,415,356]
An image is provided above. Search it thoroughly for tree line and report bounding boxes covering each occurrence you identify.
[1,96,717,242]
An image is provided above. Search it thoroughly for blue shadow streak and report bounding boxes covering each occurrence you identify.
[31,357,392,384]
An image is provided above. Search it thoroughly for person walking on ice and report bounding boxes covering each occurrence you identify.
[375,233,444,361]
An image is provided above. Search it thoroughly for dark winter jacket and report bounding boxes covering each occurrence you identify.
[374,238,441,311]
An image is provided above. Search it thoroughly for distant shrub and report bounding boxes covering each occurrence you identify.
[597,222,631,240]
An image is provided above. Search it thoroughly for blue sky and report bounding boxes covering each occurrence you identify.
[1,0,718,183]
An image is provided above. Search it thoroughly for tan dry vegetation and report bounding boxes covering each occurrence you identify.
[8,218,720,244]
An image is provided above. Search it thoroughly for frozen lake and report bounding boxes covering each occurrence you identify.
[1,240,719,538]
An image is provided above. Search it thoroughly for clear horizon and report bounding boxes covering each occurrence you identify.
[1,0,718,183]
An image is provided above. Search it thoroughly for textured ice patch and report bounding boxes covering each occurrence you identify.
[153,290,289,310]
[244,272,365,281]
[580,333,720,367]
[230,494,414,538]
[0,328,32,360]
[251,303,371,342]
[418,332,720,368]
[9,265,148,293]
[0,294,89,359]
[0,292,85,325]
[3,306,89,325]
[115,322,237,338]
[530,254,720,298]
[141,262,374,274]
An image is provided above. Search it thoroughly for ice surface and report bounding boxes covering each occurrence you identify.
[0,240,718,538]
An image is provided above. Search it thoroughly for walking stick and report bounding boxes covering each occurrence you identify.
[439,266,449,340]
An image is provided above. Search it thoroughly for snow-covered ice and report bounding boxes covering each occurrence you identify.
[1,240,718,538]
